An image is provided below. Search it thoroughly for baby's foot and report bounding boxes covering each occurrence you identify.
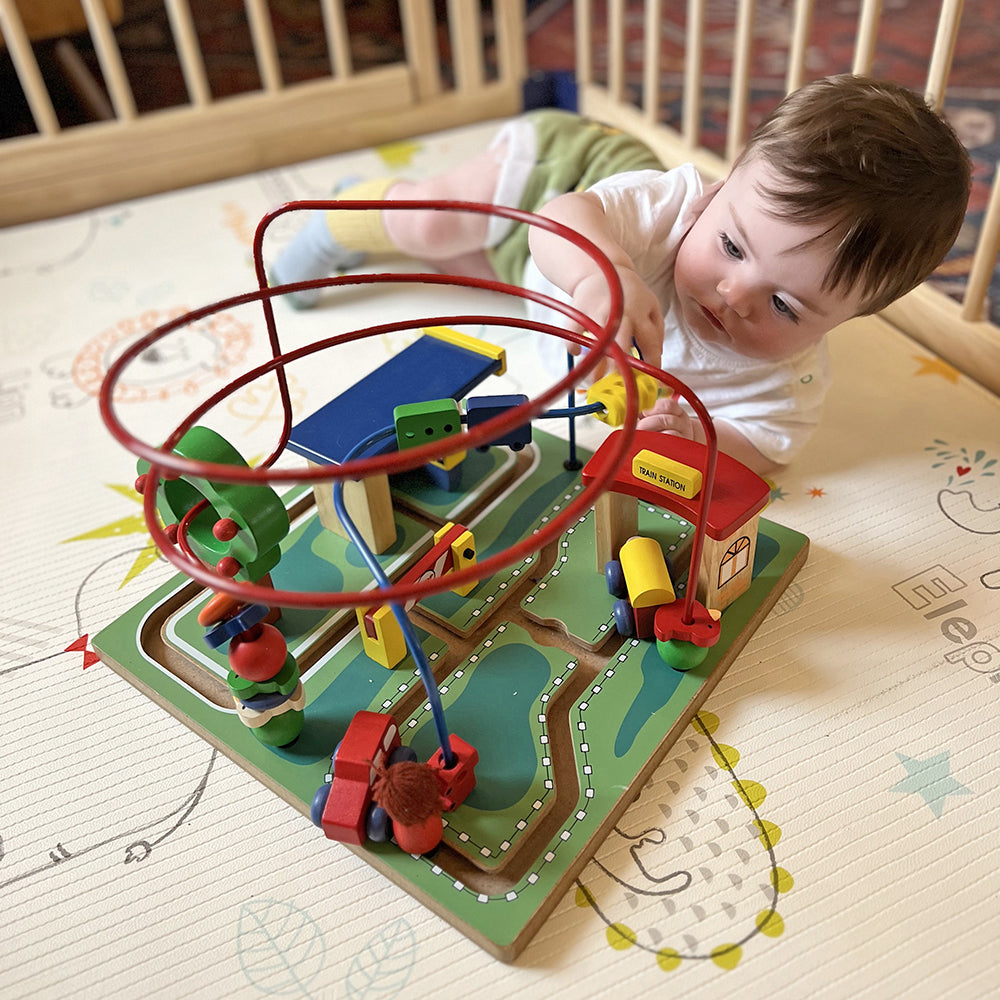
[270,183,367,308]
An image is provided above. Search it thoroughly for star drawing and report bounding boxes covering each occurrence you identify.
[891,751,972,818]
[913,356,960,383]
[61,482,161,587]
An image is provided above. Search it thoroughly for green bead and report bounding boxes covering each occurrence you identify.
[254,709,304,747]
[656,638,710,672]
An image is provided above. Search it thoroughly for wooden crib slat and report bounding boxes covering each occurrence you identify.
[493,0,526,89]
[321,0,353,79]
[400,0,442,99]
[786,0,814,94]
[852,0,883,75]
[883,286,1000,396]
[164,0,211,106]
[608,0,626,103]
[447,0,484,93]
[725,0,756,161]
[55,38,114,120]
[81,0,136,120]
[0,0,61,135]
[0,1,528,225]
[961,166,1000,323]
[682,0,705,148]
[643,0,663,122]
[244,0,283,92]
[576,0,593,86]
[925,0,964,112]
[576,4,999,396]
[0,68,410,224]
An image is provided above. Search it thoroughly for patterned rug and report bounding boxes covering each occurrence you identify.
[527,0,1000,323]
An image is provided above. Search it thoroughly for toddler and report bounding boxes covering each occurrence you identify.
[271,75,970,475]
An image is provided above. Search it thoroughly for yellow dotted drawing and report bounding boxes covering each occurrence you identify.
[711,742,740,769]
[711,944,742,969]
[656,948,682,972]
[607,924,637,950]
[699,710,721,733]
[771,867,794,894]
[578,711,792,974]
[756,910,785,938]
[754,819,783,848]
[733,779,766,809]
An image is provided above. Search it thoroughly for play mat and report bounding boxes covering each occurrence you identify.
[2,119,997,999]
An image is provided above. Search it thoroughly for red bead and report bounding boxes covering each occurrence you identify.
[134,473,147,495]
[213,517,239,541]
[217,556,241,578]
[228,624,287,681]
[164,523,179,544]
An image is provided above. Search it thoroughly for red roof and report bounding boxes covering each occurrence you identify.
[581,430,770,539]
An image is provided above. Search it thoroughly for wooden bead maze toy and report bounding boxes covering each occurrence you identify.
[93,200,809,961]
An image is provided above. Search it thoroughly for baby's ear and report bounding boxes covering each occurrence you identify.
[684,179,725,223]
[693,178,724,211]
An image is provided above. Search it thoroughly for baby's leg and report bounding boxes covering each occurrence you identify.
[270,144,507,307]
[381,143,507,261]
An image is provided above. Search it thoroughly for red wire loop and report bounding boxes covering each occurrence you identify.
[100,200,717,614]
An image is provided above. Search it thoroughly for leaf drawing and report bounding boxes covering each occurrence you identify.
[344,917,417,999]
[237,899,326,997]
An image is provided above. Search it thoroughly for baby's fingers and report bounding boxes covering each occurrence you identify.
[631,313,663,369]
[637,395,691,435]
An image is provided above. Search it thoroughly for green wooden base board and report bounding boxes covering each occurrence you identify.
[93,430,808,960]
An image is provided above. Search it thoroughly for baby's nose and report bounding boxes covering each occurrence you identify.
[717,276,753,318]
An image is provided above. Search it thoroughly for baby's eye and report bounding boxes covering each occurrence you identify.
[719,232,742,259]
[772,295,799,322]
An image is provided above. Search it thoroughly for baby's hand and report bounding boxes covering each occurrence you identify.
[569,266,663,369]
[637,394,699,441]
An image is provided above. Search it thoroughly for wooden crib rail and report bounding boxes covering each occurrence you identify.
[576,0,1000,396]
[0,0,525,227]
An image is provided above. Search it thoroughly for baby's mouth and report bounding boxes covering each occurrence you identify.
[700,304,728,336]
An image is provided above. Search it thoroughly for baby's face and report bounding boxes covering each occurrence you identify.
[673,156,864,361]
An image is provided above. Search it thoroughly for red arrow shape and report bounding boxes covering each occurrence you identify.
[65,635,100,669]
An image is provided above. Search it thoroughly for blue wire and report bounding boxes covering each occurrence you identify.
[333,425,456,767]
[539,401,605,419]
[457,400,606,423]
[335,396,606,766]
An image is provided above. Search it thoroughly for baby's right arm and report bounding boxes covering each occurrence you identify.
[528,191,664,368]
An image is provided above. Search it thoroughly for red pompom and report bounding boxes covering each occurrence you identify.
[372,761,444,825]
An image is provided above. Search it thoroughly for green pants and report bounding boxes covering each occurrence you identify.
[487,109,664,286]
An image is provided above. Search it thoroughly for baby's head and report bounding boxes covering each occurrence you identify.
[673,75,970,362]
[733,74,971,315]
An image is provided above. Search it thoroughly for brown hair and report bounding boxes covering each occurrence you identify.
[733,75,971,314]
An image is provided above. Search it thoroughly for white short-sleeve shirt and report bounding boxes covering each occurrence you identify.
[529,164,831,465]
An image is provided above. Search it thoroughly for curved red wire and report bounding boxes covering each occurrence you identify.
[103,200,722,622]
[105,200,654,609]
